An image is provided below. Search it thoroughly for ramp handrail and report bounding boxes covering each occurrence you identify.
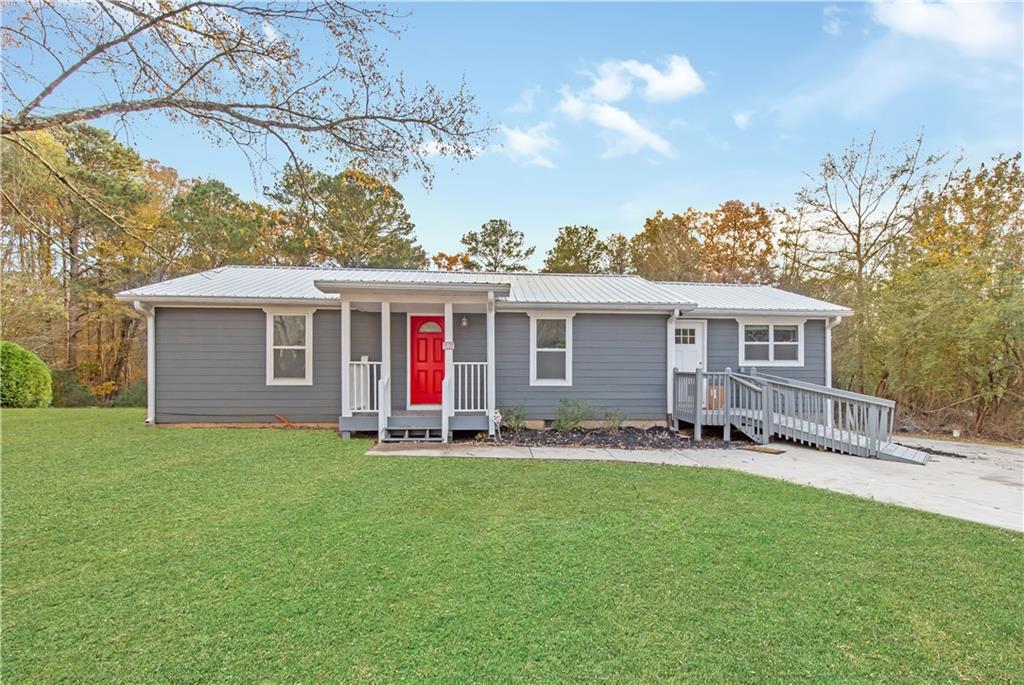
[675,368,897,458]
[742,371,895,408]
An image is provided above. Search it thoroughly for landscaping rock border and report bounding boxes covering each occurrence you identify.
[471,426,746,450]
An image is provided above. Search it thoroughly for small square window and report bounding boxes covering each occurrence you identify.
[744,325,770,343]
[536,319,566,349]
[774,325,799,343]
[675,328,696,345]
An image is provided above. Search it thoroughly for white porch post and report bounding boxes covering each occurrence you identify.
[340,298,352,421]
[134,301,155,425]
[486,292,496,436]
[380,301,391,438]
[443,302,453,442]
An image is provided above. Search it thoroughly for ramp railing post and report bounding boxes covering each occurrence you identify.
[723,367,731,442]
[693,365,703,442]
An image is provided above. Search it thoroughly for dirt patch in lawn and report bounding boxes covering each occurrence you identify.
[471,426,749,450]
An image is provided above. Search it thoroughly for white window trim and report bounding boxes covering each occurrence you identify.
[264,307,315,385]
[529,312,574,386]
[737,317,806,368]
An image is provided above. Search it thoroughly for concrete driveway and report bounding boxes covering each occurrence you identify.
[368,437,1024,532]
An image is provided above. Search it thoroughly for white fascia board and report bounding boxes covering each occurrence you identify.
[115,295,334,307]
[693,308,852,318]
[498,302,692,314]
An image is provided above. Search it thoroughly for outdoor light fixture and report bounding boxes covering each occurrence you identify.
[460,316,469,328]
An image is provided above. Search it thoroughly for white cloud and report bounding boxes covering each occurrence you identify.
[589,55,704,103]
[497,123,558,168]
[508,85,541,114]
[731,110,752,130]
[872,1,1020,58]
[262,21,279,42]
[557,89,672,158]
[822,5,846,36]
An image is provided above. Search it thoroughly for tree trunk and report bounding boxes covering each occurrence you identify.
[64,231,79,367]
[109,316,140,390]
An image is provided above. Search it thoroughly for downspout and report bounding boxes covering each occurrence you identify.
[825,315,843,388]
[666,306,693,429]
[133,301,155,425]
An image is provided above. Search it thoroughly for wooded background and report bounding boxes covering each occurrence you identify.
[2,1,1021,439]
[3,126,1021,438]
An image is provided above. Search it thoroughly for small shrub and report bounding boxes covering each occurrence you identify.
[109,381,148,407]
[0,341,52,408]
[602,409,623,432]
[553,397,592,432]
[51,369,97,407]
[500,405,527,432]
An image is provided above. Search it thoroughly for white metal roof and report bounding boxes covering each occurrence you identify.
[118,265,849,314]
[118,265,692,308]
[657,282,851,315]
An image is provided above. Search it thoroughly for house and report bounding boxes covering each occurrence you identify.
[115,265,873,434]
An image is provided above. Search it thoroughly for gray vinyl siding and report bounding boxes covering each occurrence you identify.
[495,313,668,420]
[705,318,828,385]
[154,307,341,423]
[153,306,829,424]
[453,314,487,363]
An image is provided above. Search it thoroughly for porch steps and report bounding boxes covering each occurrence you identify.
[382,427,446,442]
[381,415,446,442]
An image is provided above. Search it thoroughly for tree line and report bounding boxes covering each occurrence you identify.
[3,125,1020,437]
[4,3,1018,436]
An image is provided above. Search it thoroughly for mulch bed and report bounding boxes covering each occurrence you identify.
[469,426,745,450]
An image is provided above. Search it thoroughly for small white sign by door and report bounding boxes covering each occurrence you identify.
[442,340,455,351]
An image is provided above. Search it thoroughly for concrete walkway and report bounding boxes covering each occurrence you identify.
[368,438,1024,532]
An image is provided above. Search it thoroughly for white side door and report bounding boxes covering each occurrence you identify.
[673,321,705,372]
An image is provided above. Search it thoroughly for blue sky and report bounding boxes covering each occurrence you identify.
[37,2,1024,267]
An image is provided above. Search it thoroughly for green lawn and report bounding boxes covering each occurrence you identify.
[3,409,1022,683]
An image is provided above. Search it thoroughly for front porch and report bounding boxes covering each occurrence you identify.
[324,283,504,443]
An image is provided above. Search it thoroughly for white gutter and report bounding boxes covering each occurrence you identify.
[666,309,681,424]
[498,301,697,313]
[115,295,335,307]
[133,301,156,424]
[687,308,853,317]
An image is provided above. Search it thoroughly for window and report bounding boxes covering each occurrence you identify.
[265,308,314,385]
[675,327,696,345]
[417,321,442,334]
[529,314,573,386]
[739,320,804,367]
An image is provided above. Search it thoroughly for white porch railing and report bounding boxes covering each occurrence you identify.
[453,361,487,412]
[441,375,453,442]
[349,361,381,412]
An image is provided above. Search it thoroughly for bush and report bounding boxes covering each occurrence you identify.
[553,398,592,432]
[602,409,623,432]
[109,381,147,407]
[0,341,53,408]
[499,405,527,432]
[51,369,96,407]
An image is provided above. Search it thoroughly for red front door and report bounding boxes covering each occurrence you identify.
[409,315,445,405]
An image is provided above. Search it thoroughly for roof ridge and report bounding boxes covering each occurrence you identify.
[657,281,767,287]
[222,264,643,278]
